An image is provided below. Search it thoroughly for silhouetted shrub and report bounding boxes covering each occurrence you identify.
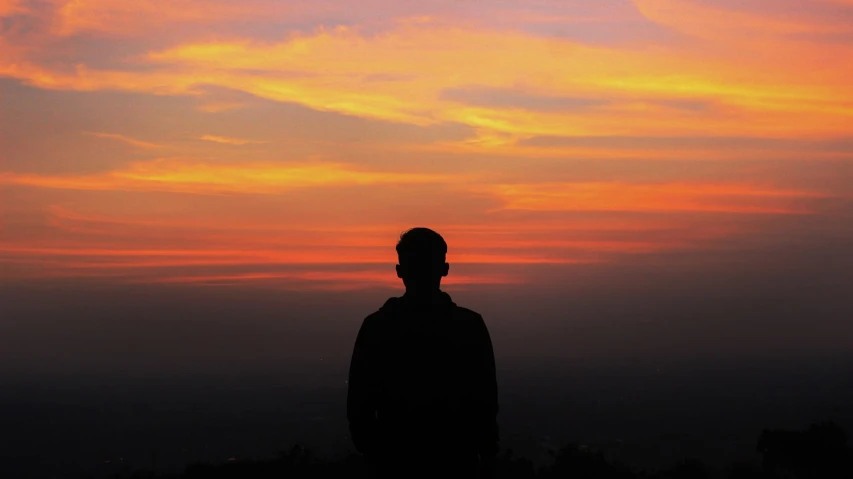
[495,449,537,479]
[539,444,636,479]
[757,421,852,479]
[725,462,761,479]
[655,458,709,479]
[100,421,851,479]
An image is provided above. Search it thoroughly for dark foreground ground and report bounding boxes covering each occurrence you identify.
[74,422,853,479]
[4,358,853,479]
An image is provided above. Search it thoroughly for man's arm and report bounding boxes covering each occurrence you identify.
[473,315,500,457]
[347,315,379,455]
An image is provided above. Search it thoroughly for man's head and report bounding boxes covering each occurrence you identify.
[395,227,449,292]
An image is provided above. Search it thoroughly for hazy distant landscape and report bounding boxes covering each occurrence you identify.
[4,356,852,478]
[3,258,852,478]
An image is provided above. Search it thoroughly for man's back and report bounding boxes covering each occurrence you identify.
[347,291,499,474]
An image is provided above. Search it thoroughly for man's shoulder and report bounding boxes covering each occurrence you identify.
[362,311,387,327]
[451,305,484,323]
[362,297,401,324]
[361,296,484,325]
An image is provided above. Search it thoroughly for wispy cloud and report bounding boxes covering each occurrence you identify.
[199,134,267,145]
[1,0,852,290]
[49,0,293,36]
[0,158,462,194]
[491,182,829,215]
[634,0,853,40]
[86,132,166,149]
[2,17,851,147]
[0,0,26,16]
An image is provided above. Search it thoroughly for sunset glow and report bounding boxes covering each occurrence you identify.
[2,0,852,290]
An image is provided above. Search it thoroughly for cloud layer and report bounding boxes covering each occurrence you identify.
[1,0,852,289]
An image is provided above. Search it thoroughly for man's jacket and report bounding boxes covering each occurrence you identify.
[347,291,499,457]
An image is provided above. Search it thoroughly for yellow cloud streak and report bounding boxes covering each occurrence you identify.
[199,134,266,145]
[3,22,852,145]
[86,131,166,149]
[631,1,853,97]
[0,0,26,16]
[413,140,853,162]
[491,182,829,215]
[0,158,461,194]
[145,26,853,134]
[1,154,831,217]
[50,0,291,36]
[634,0,853,38]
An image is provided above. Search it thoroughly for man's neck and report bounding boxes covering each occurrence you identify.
[403,288,443,301]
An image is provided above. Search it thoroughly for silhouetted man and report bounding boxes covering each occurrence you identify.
[347,227,499,479]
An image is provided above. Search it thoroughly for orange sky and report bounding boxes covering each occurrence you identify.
[1,0,852,290]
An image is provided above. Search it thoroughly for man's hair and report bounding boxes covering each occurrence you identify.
[396,227,447,265]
